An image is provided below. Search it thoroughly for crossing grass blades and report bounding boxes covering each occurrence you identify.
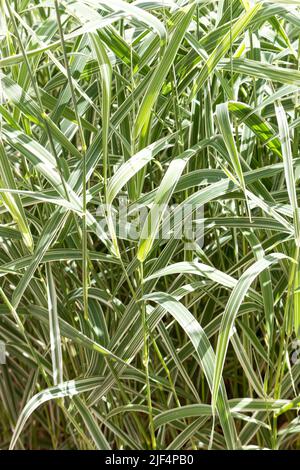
[0,0,300,451]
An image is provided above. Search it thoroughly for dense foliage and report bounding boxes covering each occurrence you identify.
[1,0,300,450]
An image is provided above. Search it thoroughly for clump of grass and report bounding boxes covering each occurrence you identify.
[1,0,300,450]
